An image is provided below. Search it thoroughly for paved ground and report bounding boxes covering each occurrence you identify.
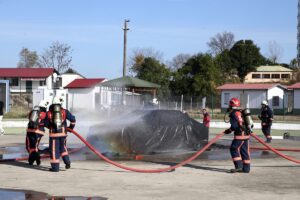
[1,132,300,200]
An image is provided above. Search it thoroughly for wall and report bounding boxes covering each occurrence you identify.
[61,74,84,88]
[244,72,293,83]
[68,88,94,111]
[293,89,300,114]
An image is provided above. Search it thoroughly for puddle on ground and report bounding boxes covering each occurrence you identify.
[0,188,107,200]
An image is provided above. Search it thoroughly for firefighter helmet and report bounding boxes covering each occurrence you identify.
[261,100,268,106]
[39,100,49,108]
[229,97,240,108]
[52,96,63,105]
[152,98,158,105]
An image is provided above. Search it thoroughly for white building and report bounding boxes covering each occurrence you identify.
[65,78,107,111]
[288,82,300,114]
[217,83,287,114]
[0,68,58,93]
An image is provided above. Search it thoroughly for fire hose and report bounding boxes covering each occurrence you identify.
[68,128,225,173]
[250,133,300,164]
[68,129,300,172]
[1,129,300,171]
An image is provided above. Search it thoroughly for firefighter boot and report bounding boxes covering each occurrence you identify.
[28,152,37,165]
[36,153,41,166]
[229,168,244,173]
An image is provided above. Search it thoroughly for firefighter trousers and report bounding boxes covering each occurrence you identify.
[230,139,251,173]
[26,132,43,164]
[49,136,70,172]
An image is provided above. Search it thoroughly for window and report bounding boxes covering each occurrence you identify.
[271,74,280,79]
[272,96,279,107]
[224,93,230,105]
[39,80,46,86]
[262,74,270,79]
[281,74,290,79]
[9,78,19,86]
[252,74,261,79]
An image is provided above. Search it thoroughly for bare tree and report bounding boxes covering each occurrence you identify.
[207,31,235,55]
[268,41,283,64]
[39,41,73,73]
[167,53,191,71]
[17,48,39,68]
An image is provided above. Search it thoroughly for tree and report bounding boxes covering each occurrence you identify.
[267,41,283,64]
[133,57,171,98]
[290,58,298,69]
[17,48,39,68]
[167,53,191,71]
[170,53,221,97]
[129,47,163,75]
[207,31,235,55]
[229,40,266,82]
[39,41,73,73]
[214,50,240,83]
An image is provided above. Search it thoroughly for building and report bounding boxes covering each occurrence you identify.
[65,78,107,111]
[298,0,300,64]
[287,82,300,114]
[0,68,58,93]
[217,83,287,114]
[244,66,293,83]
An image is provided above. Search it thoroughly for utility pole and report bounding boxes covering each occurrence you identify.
[123,19,130,77]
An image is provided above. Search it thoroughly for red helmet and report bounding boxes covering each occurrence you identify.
[229,97,240,107]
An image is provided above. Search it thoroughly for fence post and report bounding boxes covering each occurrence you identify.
[180,95,183,112]
[211,94,214,119]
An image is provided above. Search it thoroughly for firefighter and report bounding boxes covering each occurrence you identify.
[224,98,251,173]
[202,108,210,128]
[26,100,49,165]
[46,96,76,172]
[258,100,273,143]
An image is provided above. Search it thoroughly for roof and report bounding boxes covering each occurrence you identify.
[217,83,285,90]
[287,82,300,89]
[256,65,293,72]
[100,76,161,88]
[0,68,55,78]
[65,78,106,88]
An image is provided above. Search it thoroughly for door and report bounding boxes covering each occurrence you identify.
[26,81,32,92]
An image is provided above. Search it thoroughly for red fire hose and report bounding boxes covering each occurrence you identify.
[250,146,300,152]
[251,133,300,164]
[68,128,225,173]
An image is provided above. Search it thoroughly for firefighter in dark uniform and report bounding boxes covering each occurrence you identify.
[46,97,76,172]
[26,100,49,165]
[224,98,251,173]
[258,100,273,143]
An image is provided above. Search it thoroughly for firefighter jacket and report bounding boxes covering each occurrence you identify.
[260,106,273,126]
[46,106,76,137]
[228,109,249,140]
[26,108,47,135]
[203,113,210,128]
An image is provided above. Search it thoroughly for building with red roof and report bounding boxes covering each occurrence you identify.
[217,83,287,114]
[65,78,107,111]
[0,68,57,93]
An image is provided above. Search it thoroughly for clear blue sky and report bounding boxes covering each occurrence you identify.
[0,0,297,79]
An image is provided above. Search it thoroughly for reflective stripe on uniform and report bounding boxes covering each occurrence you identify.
[49,133,67,137]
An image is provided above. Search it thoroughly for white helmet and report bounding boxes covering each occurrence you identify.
[52,96,63,105]
[152,98,158,105]
[261,100,268,106]
[39,100,49,108]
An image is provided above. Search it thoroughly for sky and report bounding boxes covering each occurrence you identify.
[0,0,297,79]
